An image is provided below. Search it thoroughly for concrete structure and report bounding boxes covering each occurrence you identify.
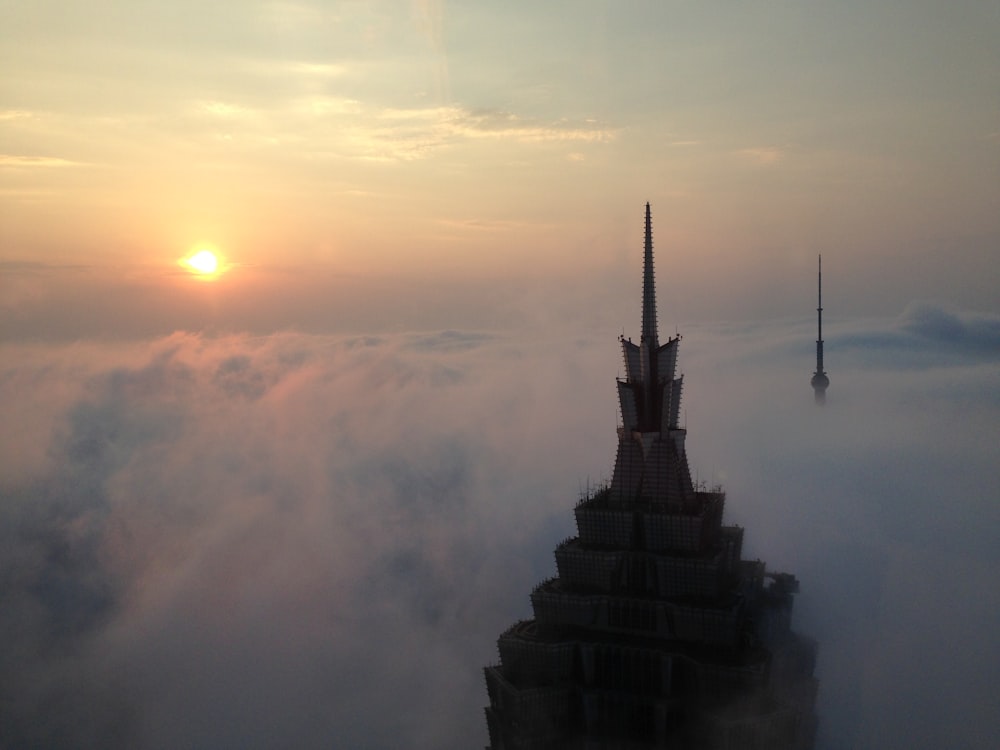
[810,256,829,404]
[484,204,818,749]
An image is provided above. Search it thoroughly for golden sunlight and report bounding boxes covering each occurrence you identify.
[180,247,224,278]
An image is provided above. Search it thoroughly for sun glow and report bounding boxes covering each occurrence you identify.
[180,247,224,278]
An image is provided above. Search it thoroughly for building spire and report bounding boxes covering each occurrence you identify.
[642,202,658,347]
[811,254,830,404]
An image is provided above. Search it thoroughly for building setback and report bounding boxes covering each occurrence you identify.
[483,204,818,749]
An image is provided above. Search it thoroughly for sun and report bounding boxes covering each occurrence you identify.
[179,246,225,278]
[187,249,218,274]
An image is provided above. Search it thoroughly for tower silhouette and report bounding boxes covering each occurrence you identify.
[810,256,829,405]
[483,205,818,749]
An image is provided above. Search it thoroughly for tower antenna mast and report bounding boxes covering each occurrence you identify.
[810,255,830,404]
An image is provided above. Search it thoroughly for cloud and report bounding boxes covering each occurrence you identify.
[198,101,255,119]
[821,303,1000,368]
[897,302,1000,352]
[735,146,784,165]
[679,308,1000,750]
[275,61,349,80]
[402,329,496,353]
[172,98,616,163]
[0,329,612,749]
[1,309,998,749]
[0,154,87,168]
[346,106,616,162]
[449,109,616,143]
[432,216,535,234]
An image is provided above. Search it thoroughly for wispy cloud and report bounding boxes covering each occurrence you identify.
[169,97,615,163]
[278,61,348,79]
[344,106,616,161]
[298,103,617,162]
[0,154,87,168]
[735,146,784,165]
[0,109,33,121]
[452,110,615,143]
[199,101,255,119]
[433,216,532,233]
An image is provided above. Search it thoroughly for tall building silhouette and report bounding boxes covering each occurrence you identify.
[483,205,818,749]
[810,256,829,405]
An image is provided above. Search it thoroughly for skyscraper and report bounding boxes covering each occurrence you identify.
[483,205,818,749]
[810,256,829,405]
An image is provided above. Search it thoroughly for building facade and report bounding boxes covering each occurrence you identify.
[484,205,818,750]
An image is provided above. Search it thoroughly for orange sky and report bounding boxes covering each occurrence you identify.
[2,1,998,337]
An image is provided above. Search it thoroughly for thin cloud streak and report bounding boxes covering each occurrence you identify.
[0,155,88,168]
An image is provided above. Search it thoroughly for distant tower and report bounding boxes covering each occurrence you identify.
[810,255,829,404]
[483,204,818,750]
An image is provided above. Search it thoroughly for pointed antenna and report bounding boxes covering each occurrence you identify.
[636,202,661,431]
[811,254,830,404]
[816,254,824,372]
[817,254,823,347]
[641,202,658,346]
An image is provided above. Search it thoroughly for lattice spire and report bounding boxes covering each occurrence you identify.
[811,254,830,404]
[641,202,658,347]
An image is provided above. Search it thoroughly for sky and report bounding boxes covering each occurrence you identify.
[2,2,1000,749]
[2,0,999,336]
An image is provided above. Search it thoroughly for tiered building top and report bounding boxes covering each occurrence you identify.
[483,205,819,750]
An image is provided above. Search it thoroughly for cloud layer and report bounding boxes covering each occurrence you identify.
[2,305,998,749]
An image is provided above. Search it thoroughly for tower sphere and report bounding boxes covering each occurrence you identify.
[811,372,829,390]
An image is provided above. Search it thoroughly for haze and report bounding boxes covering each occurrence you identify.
[2,2,999,749]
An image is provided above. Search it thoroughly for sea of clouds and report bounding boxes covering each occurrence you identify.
[2,302,998,749]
